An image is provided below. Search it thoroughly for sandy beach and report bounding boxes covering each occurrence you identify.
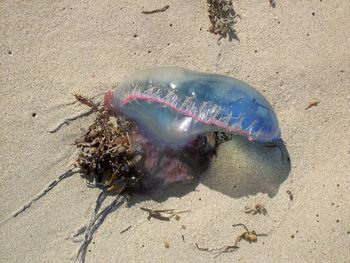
[1,0,350,262]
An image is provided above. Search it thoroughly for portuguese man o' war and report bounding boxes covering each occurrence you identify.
[104,67,281,190]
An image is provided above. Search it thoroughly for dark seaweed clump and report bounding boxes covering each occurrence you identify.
[207,0,239,41]
[74,99,143,194]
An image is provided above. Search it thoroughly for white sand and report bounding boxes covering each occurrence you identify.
[1,0,349,262]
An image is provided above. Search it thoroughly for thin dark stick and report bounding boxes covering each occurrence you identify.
[120,225,132,234]
[142,5,169,14]
[232,223,249,232]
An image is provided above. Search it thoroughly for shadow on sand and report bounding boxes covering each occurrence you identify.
[200,136,291,198]
[131,136,291,203]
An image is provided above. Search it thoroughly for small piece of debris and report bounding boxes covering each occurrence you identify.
[120,225,131,234]
[195,243,238,258]
[140,207,189,221]
[164,240,170,249]
[232,223,267,247]
[74,94,99,111]
[142,5,169,14]
[195,243,213,252]
[305,98,320,110]
[195,223,266,258]
[287,190,294,201]
[269,0,276,8]
[244,203,267,215]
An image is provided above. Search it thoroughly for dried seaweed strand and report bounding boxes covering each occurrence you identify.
[73,96,143,194]
[207,0,239,41]
[213,245,238,258]
[195,243,237,258]
[142,5,169,14]
[195,223,267,258]
[140,207,190,221]
[305,99,320,110]
[74,94,99,110]
[120,225,132,234]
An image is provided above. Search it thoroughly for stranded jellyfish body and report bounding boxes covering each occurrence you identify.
[104,67,281,190]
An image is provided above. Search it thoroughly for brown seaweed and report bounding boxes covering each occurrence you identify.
[207,0,239,41]
[74,95,143,194]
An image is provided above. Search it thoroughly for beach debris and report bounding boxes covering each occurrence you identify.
[163,240,170,249]
[195,223,266,258]
[244,203,267,215]
[195,243,238,258]
[232,223,267,247]
[73,94,143,194]
[195,243,213,252]
[207,0,239,41]
[120,225,132,234]
[140,207,190,221]
[269,0,276,8]
[287,190,294,201]
[74,94,99,111]
[213,245,239,258]
[142,5,169,14]
[305,98,320,110]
